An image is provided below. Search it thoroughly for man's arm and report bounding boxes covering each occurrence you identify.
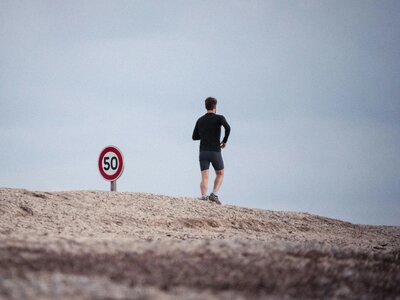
[220,116,231,144]
[192,121,200,140]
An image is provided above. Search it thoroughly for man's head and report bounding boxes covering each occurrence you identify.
[205,97,217,112]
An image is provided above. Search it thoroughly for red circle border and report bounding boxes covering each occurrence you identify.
[98,146,124,181]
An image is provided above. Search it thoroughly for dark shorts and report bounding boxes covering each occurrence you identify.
[199,151,224,171]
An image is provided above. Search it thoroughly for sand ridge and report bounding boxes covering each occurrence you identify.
[0,188,399,299]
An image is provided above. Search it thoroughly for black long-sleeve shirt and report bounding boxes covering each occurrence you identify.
[192,113,231,152]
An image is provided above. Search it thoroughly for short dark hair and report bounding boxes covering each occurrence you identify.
[205,97,217,110]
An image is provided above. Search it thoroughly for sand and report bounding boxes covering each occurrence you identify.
[0,188,399,299]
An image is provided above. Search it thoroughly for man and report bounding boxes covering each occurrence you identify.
[192,97,231,204]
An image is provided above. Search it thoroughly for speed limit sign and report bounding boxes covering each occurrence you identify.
[98,146,124,191]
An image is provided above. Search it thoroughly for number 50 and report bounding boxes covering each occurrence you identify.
[104,156,118,171]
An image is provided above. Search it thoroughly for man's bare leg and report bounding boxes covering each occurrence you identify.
[200,170,209,197]
[213,169,224,195]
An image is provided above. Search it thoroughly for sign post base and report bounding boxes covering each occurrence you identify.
[111,181,117,192]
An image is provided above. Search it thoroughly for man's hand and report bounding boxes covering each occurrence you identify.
[220,142,226,149]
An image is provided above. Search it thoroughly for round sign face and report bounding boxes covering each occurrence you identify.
[98,146,124,181]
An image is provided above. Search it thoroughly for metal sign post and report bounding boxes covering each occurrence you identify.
[111,181,117,192]
[98,146,124,192]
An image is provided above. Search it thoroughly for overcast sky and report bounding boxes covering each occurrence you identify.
[1,1,399,225]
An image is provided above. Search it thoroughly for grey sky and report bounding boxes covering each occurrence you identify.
[1,1,399,225]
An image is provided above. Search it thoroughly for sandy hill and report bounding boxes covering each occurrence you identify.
[0,188,399,299]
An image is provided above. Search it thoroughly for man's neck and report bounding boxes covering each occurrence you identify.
[207,109,216,113]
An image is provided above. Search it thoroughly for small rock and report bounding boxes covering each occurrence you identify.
[19,203,34,216]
